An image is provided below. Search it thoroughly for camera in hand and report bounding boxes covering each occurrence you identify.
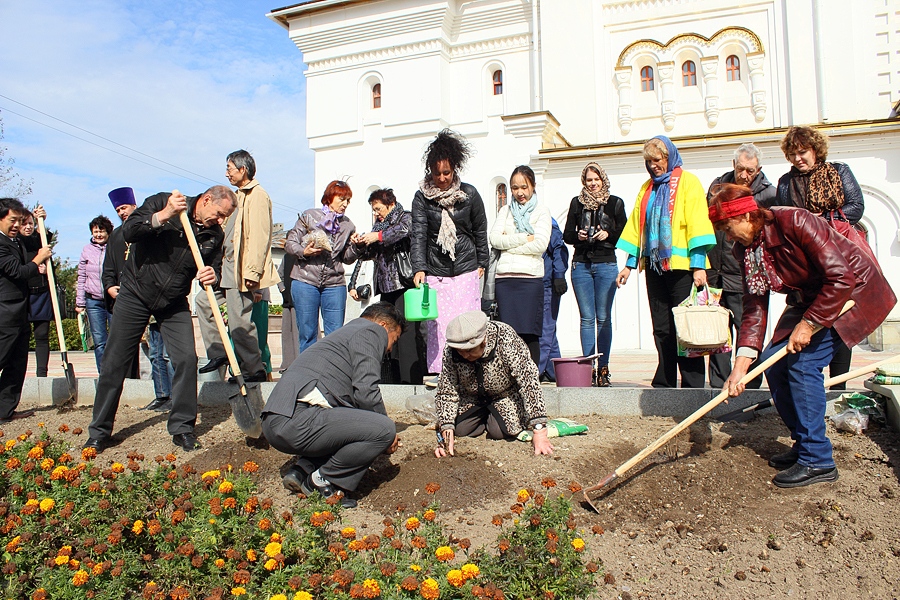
[580,210,597,241]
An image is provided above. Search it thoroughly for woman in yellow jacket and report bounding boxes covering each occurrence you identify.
[615,136,716,388]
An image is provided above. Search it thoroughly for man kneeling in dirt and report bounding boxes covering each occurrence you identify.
[261,301,404,508]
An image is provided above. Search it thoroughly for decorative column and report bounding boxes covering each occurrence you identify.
[657,61,675,131]
[701,56,720,127]
[747,51,767,122]
[614,66,633,134]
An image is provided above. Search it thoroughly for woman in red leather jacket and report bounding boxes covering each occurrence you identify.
[711,184,895,489]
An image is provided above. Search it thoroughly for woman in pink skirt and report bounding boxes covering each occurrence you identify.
[410,130,489,381]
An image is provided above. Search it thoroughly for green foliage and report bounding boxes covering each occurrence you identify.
[28,319,81,352]
[0,431,598,600]
[268,304,283,315]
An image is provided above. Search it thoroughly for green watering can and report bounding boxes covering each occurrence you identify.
[404,283,439,321]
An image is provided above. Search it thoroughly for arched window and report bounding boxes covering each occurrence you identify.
[492,70,503,95]
[372,83,382,109]
[681,61,697,86]
[726,55,741,81]
[496,183,508,212]
[640,66,654,91]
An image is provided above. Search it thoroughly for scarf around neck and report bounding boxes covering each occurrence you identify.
[371,201,405,234]
[579,162,610,211]
[317,205,342,235]
[419,176,468,261]
[643,136,683,274]
[743,234,784,295]
[788,161,845,215]
[509,195,537,235]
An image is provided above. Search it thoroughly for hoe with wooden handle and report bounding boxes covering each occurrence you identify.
[583,300,855,512]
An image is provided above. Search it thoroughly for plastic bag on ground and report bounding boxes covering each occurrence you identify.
[830,408,869,435]
[517,418,589,442]
[833,392,885,423]
[405,393,437,425]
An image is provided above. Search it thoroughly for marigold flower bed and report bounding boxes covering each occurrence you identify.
[0,425,599,599]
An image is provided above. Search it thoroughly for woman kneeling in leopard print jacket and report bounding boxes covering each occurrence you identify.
[434,311,554,458]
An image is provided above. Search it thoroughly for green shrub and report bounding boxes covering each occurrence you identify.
[27,318,82,352]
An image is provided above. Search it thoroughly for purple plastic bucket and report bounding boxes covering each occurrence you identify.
[551,356,594,387]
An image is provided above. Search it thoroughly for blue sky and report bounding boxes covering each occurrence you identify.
[0,0,314,262]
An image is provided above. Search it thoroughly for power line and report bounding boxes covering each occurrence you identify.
[0,96,305,214]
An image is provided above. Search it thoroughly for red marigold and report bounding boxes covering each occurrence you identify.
[591,525,604,535]
[425,482,440,494]
[568,481,583,493]
[332,568,355,587]
[541,477,557,488]
[349,584,365,599]
[233,569,251,584]
[379,562,397,577]
[410,536,427,549]
[498,538,510,552]
[258,518,271,531]
[400,576,419,591]
[510,504,523,515]
[170,587,189,600]
[382,526,395,538]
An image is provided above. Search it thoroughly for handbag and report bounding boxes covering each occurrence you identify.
[672,285,732,351]
[825,209,877,262]
[393,245,415,288]
[404,283,439,321]
[481,247,502,319]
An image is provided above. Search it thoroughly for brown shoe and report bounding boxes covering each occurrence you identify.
[598,366,611,387]
[0,409,35,424]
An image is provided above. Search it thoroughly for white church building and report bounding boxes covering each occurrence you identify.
[268,0,900,355]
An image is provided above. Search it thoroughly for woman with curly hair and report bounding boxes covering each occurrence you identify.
[284,180,360,353]
[563,162,626,386]
[77,214,115,371]
[411,129,489,379]
[773,125,865,388]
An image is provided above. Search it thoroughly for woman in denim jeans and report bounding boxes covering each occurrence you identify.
[76,215,114,372]
[562,163,626,386]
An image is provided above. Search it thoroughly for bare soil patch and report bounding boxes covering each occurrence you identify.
[12,395,900,598]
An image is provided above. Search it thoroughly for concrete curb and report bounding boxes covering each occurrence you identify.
[23,377,847,419]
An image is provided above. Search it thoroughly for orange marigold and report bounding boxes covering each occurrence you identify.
[223,497,237,510]
[241,461,259,473]
[111,463,125,474]
[147,520,162,535]
[447,569,464,587]
[568,481,583,493]
[405,517,420,531]
[420,578,439,599]
[435,545,454,562]
[71,570,89,586]
[541,477,557,488]
[264,558,278,571]
[27,447,43,460]
[425,482,441,494]
[422,509,436,522]
[410,536,427,549]
[81,447,97,461]
[219,481,234,494]
[246,549,257,561]
[341,526,357,539]
[362,579,380,599]
[348,540,365,552]
[258,518,271,531]
[516,489,530,503]
[461,563,479,580]
[348,584,365,599]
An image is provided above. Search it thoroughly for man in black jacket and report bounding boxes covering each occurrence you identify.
[84,187,236,452]
[0,199,51,422]
[705,143,776,388]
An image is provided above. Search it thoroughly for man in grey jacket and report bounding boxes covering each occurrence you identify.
[261,301,404,507]
[706,143,776,388]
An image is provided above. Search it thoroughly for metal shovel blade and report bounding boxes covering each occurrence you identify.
[228,384,265,439]
[56,352,78,407]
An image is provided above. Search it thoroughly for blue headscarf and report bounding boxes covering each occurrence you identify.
[643,135,683,274]
[509,195,537,235]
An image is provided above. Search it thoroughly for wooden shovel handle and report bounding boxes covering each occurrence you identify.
[614,300,856,479]
[178,212,245,393]
[36,216,67,354]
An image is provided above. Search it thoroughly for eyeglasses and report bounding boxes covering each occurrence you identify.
[226,165,241,174]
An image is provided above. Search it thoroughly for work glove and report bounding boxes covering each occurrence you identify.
[553,278,568,296]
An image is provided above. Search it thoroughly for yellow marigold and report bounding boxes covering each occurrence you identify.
[420,578,439,599]
[246,549,257,561]
[81,447,97,461]
[410,564,422,572]
[516,489,530,503]
[264,558,278,571]
[435,546,455,562]
[111,462,125,474]
[202,469,221,480]
[5,439,16,451]
[68,558,80,569]
[72,570,89,586]
[461,563,479,580]
[41,498,56,512]
[447,569,464,587]
[54,555,69,566]
[405,516,420,531]
[362,579,380,598]
[231,588,247,597]
[294,593,313,600]
[5,457,20,469]
[50,465,68,480]
[215,558,225,568]
[341,526,357,539]
[132,520,144,535]
[40,458,54,471]
[271,596,287,600]
[270,532,282,543]
[265,542,282,558]
[27,446,43,459]
[423,509,436,522]
[348,539,365,552]
[219,481,234,494]
[571,538,585,552]
[92,563,103,576]
[5,536,20,552]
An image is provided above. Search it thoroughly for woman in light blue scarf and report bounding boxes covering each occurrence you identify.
[488,165,552,364]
